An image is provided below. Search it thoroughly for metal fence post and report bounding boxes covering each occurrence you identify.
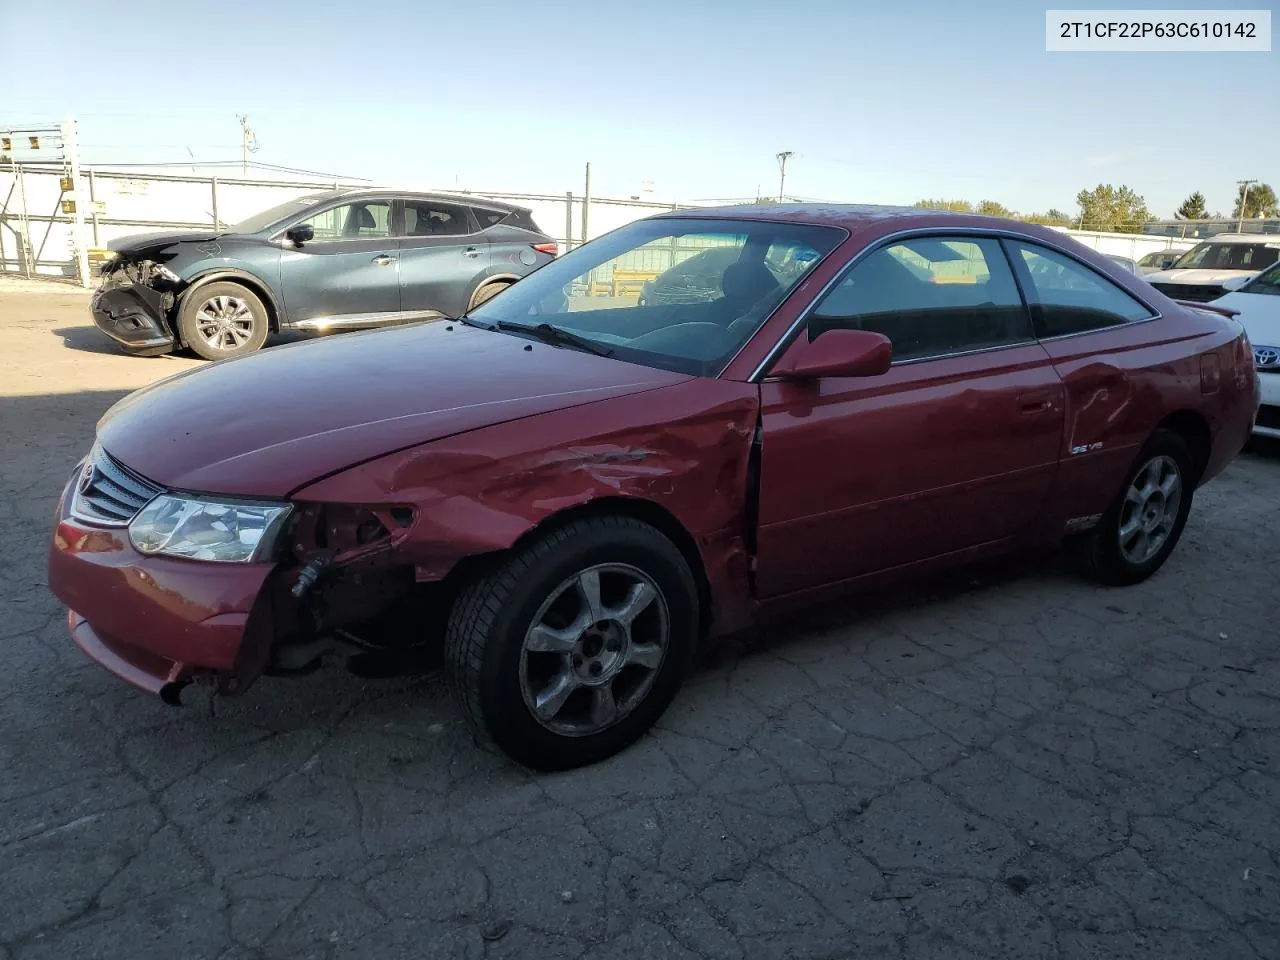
[16,164,32,278]
[88,168,100,246]
[564,191,574,252]
[211,177,219,229]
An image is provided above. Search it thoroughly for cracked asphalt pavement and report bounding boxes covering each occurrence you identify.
[1,278,1278,959]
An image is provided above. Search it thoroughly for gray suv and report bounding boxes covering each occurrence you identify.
[91,189,558,359]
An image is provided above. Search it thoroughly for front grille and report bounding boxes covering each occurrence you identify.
[1256,405,1280,431]
[1151,282,1227,303]
[69,447,163,527]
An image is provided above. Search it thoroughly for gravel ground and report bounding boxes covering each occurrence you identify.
[1,277,1277,960]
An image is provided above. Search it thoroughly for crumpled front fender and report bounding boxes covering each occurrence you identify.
[292,378,762,636]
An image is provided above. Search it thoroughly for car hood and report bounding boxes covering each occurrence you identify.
[1145,267,1259,285]
[96,323,691,497]
[107,229,224,256]
[1214,291,1280,346]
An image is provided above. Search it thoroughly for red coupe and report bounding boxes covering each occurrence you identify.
[48,205,1259,769]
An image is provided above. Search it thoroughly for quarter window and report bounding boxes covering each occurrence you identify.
[1010,241,1155,337]
[296,200,391,240]
[809,236,1031,362]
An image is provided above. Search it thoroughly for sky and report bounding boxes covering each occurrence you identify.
[2,0,1276,218]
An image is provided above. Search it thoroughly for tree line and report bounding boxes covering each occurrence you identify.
[913,182,1278,233]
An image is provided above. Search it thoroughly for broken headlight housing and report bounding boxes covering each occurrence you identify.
[128,494,294,563]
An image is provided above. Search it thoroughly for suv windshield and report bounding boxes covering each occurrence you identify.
[228,194,334,234]
[1172,242,1280,272]
[468,217,843,375]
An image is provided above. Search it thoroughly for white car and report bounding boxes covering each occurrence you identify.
[1212,261,1280,438]
[1104,254,1141,275]
[1144,233,1280,303]
[1137,248,1190,275]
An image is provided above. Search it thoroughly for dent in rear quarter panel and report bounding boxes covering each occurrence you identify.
[1036,313,1226,537]
[293,378,762,637]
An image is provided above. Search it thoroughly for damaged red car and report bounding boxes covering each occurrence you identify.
[48,206,1259,769]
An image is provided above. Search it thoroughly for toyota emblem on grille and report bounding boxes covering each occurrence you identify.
[77,460,96,495]
[1255,347,1279,367]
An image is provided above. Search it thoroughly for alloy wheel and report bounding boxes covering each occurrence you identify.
[519,563,669,737]
[1118,454,1182,565]
[194,295,256,351]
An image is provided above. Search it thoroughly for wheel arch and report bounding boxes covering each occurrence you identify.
[1156,409,1212,483]
[467,273,521,310]
[179,270,282,338]
[453,496,715,641]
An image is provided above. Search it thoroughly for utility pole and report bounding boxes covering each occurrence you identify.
[776,151,793,202]
[582,162,591,244]
[1237,178,1257,231]
[239,115,259,176]
[62,116,90,288]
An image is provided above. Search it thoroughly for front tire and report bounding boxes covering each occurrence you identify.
[1071,429,1196,586]
[445,515,699,770]
[177,281,269,361]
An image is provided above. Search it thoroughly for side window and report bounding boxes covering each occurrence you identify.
[296,201,391,240]
[1011,241,1155,338]
[404,202,472,237]
[809,236,1031,362]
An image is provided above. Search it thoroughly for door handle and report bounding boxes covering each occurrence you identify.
[462,247,480,259]
[1017,391,1055,414]
[372,254,395,265]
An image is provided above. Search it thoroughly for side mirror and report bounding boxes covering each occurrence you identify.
[285,224,314,246]
[1221,275,1250,292]
[773,328,893,380]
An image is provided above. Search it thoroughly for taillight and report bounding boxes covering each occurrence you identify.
[531,242,558,257]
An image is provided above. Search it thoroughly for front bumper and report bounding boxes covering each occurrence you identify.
[47,469,274,697]
[90,285,175,356]
[1253,372,1280,439]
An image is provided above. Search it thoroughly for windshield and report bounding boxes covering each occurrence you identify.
[468,217,844,376]
[1240,261,1280,296]
[227,193,334,234]
[1105,254,1137,273]
[1172,242,1280,272]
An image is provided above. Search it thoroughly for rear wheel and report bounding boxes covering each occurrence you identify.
[444,515,698,770]
[1070,429,1196,586]
[177,281,269,361]
[469,281,510,311]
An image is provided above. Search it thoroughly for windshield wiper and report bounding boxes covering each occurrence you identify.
[455,313,493,330]
[494,320,614,357]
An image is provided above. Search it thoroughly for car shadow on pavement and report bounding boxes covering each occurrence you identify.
[52,325,313,358]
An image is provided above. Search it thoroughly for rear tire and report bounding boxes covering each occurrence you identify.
[177,281,269,361]
[444,515,698,770]
[469,281,510,311]
[1070,429,1196,586]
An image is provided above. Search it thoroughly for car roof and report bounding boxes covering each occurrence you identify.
[651,203,1069,240]
[1193,233,1280,245]
[315,187,530,214]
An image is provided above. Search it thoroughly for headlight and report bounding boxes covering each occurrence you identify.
[128,495,293,563]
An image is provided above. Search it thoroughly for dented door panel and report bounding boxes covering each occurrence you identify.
[1036,320,1219,532]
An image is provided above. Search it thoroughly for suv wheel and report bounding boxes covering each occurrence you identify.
[178,281,269,361]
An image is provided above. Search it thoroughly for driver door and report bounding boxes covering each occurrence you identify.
[754,234,1065,597]
[278,198,401,327]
